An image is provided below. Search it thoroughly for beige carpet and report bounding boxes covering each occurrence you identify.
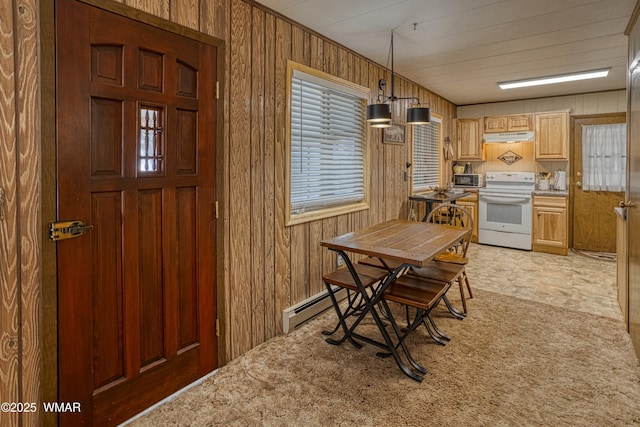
[128,290,640,427]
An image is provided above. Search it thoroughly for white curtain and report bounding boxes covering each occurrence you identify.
[582,123,626,192]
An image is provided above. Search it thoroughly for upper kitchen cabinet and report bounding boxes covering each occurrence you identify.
[535,111,569,160]
[484,114,533,133]
[456,118,484,160]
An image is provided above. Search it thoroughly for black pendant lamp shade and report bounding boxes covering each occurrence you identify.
[407,106,431,124]
[366,103,391,122]
[366,31,430,127]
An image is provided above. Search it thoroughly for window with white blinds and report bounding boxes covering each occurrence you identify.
[287,63,369,224]
[412,116,442,193]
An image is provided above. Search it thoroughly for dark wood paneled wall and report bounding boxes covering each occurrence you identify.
[222,0,456,359]
[0,0,40,426]
[3,2,457,423]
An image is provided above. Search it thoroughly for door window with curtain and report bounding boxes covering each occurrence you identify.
[412,115,442,193]
[286,61,370,225]
[582,123,627,191]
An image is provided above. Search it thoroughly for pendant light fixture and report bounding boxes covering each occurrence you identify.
[366,31,430,126]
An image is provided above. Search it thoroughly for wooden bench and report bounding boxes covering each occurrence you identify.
[322,264,388,291]
[384,275,450,311]
[382,274,452,346]
[360,255,467,318]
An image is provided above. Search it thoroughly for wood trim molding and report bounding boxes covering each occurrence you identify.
[40,0,58,424]
[77,0,224,47]
[625,0,640,35]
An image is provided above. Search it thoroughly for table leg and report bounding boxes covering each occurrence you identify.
[323,251,427,382]
[322,286,364,348]
[442,294,467,319]
[421,201,434,222]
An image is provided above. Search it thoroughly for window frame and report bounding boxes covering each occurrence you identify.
[411,113,444,195]
[285,60,371,226]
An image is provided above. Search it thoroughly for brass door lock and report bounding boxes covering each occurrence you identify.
[49,220,93,241]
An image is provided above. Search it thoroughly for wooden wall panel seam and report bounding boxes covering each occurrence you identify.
[16,0,41,423]
[264,12,277,342]
[250,6,267,348]
[0,0,21,424]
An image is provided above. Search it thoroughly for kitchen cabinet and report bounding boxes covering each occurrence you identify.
[456,118,484,161]
[532,195,568,255]
[457,192,478,243]
[535,111,569,160]
[484,114,532,133]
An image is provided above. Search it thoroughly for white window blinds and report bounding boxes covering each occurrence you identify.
[412,117,442,192]
[290,70,367,215]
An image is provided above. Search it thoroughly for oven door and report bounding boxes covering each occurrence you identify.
[479,192,532,234]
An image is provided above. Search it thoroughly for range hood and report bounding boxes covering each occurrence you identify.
[483,131,534,143]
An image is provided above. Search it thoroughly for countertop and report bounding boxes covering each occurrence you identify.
[453,187,568,197]
[452,186,479,193]
[532,189,569,197]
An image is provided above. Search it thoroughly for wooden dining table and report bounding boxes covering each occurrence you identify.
[320,219,471,381]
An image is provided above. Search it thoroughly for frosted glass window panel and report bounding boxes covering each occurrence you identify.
[139,106,164,174]
[582,123,626,192]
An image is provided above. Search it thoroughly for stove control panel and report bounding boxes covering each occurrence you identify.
[485,171,535,183]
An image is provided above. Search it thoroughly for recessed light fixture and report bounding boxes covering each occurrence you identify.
[498,68,611,90]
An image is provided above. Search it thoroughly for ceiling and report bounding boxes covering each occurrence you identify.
[257,0,636,105]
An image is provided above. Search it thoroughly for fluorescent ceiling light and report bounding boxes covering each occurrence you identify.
[498,68,611,90]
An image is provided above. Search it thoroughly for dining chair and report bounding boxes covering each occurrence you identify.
[422,203,474,315]
[358,256,452,345]
[379,274,452,362]
[322,262,389,348]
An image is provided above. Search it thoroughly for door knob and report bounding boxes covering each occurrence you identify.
[575,181,581,188]
[620,200,635,208]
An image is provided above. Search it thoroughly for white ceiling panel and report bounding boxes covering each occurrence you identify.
[258,0,636,105]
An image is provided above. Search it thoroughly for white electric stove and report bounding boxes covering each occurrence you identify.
[478,172,535,250]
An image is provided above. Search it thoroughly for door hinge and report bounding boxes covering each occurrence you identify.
[49,220,93,241]
[216,81,219,100]
[215,201,219,219]
[215,319,220,337]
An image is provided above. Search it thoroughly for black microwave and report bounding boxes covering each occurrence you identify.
[453,174,485,187]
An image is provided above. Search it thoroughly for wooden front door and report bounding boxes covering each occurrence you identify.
[571,114,626,253]
[56,1,218,424]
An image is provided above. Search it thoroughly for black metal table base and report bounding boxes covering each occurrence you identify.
[322,250,439,382]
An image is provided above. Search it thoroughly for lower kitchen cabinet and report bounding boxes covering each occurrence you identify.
[532,195,568,255]
[457,192,478,243]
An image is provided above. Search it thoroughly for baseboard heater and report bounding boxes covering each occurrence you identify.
[282,286,347,333]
